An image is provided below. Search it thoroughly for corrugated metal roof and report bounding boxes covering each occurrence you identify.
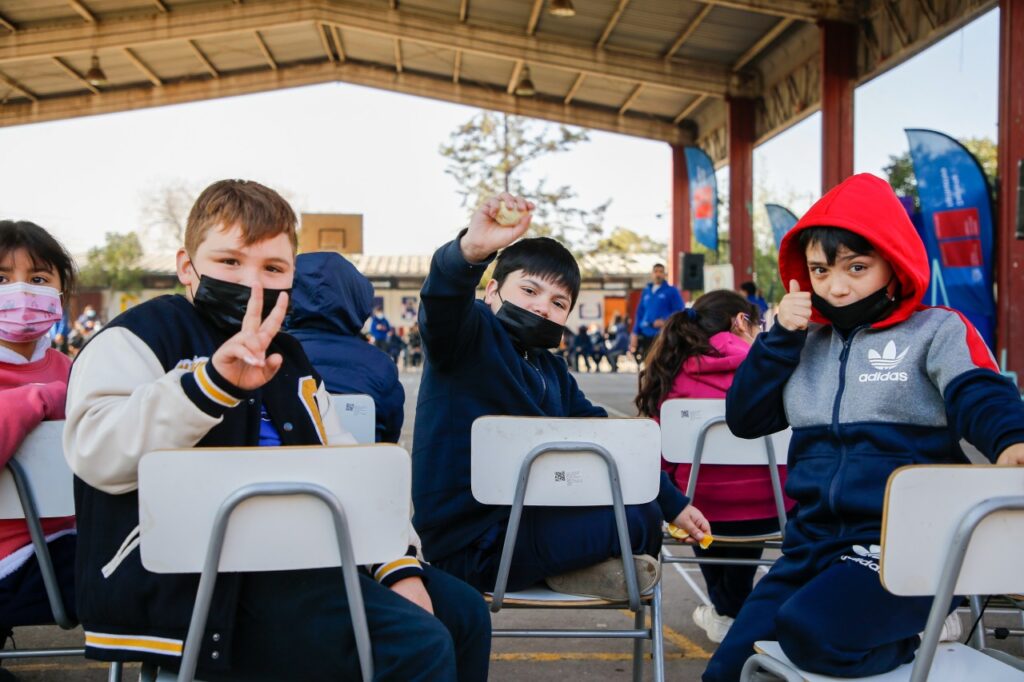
[0,0,988,161]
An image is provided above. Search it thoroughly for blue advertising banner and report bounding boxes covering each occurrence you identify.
[684,146,718,251]
[905,129,996,347]
[765,203,799,249]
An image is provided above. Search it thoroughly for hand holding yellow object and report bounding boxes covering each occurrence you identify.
[667,523,714,548]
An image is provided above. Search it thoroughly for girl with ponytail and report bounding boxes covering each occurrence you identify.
[635,289,794,644]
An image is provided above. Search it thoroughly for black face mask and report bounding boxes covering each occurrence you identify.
[494,297,566,350]
[191,273,290,335]
[811,280,898,331]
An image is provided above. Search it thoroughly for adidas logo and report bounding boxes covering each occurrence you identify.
[860,340,910,383]
[867,340,909,369]
[852,544,881,560]
[841,544,882,572]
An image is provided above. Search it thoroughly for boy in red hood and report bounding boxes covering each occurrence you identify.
[703,174,1024,681]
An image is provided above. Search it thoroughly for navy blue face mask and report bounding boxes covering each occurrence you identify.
[494,296,565,350]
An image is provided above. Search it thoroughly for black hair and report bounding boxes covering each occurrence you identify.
[0,220,76,301]
[739,281,757,296]
[652,263,665,271]
[798,226,876,265]
[635,289,759,418]
[493,237,581,308]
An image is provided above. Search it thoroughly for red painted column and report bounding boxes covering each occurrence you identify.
[997,0,1024,384]
[669,144,691,288]
[820,21,856,193]
[729,97,755,286]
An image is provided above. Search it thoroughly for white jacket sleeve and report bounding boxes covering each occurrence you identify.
[63,327,223,494]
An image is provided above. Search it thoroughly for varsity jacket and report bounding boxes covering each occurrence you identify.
[63,295,422,669]
[727,174,1024,546]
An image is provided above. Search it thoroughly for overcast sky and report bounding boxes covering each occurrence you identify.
[0,8,999,257]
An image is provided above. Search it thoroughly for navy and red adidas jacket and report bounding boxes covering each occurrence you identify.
[726,173,1024,543]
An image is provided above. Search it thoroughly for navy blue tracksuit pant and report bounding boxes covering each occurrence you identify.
[435,501,664,593]
[703,524,953,682]
[192,564,490,682]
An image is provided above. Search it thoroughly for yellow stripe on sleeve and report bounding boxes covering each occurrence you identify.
[374,556,421,582]
[195,361,241,408]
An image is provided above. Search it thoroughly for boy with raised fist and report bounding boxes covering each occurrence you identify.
[703,173,1024,681]
[413,192,710,601]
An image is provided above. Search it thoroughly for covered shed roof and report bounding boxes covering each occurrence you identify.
[0,0,994,162]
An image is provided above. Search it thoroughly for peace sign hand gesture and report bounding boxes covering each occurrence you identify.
[211,284,288,391]
[460,193,534,263]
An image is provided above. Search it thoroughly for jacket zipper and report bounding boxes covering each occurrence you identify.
[826,327,864,533]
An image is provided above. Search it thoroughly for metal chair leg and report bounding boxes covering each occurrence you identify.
[651,580,665,682]
[632,607,644,682]
[107,660,123,682]
[969,595,988,648]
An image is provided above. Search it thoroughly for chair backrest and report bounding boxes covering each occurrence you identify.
[881,465,1024,596]
[659,399,791,465]
[0,421,74,519]
[470,416,661,506]
[329,393,376,444]
[138,445,410,573]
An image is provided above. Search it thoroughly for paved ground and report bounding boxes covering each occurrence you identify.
[5,369,1022,681]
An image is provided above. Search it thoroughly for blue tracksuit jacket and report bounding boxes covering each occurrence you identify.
[632,282,684,338]
[412,235,689,562]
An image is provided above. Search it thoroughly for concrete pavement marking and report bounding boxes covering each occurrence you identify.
[617,610,712,660]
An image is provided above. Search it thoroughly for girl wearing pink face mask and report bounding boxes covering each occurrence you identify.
[0,220,77,671]
[635,289,797,645]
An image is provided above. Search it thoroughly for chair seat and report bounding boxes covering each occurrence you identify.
[485,584,654,608]
[754,640,1024,682]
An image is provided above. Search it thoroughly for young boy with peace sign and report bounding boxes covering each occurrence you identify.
[64,180,490,681]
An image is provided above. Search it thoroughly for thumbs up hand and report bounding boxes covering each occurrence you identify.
[777,279,812,331]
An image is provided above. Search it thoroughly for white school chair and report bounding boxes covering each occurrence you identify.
[0,420,85,661]
[329,393,376,444]
[659,399,791,567]
[740,465,1024,682]
[137,444,412,682]
[471,416,667,682]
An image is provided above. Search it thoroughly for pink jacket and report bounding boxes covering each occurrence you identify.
[0,349,75,561]
[657,332,795,522]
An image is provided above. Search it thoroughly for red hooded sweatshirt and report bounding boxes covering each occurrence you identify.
[657,331,796,522]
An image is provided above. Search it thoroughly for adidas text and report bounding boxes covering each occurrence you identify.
[859,370,908,383]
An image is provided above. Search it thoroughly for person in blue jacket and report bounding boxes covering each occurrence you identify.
[369,305,392,351]
[630,263,684,362]
[412,192,710,601]
[286,251,405,444]
[704,174,1024,681]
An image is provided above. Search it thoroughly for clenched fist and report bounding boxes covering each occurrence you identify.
[460,193,534,263]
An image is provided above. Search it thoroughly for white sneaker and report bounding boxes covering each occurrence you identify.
[692,604,734,643]
[938,612,963,642]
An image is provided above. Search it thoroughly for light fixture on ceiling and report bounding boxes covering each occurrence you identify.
[514,66,536,97]
[85,54,107,87]
[548,0,576,17]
